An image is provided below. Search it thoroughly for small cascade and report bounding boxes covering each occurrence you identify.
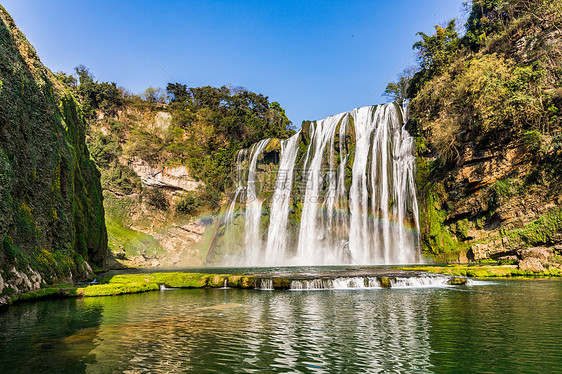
[256,278,274,290]
[217,103,420,266]
[283,275,455,290]
[389,276,451,288]
[224,149,248,225]
[290,277,381,290]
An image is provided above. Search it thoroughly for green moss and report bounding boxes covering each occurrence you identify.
[2,235,19,260]
[106,272,232,288]
[6,272,259,303]
[493,178,523,199]
[226,274,256,288]
[448,277,468,285]
[506,208,562,246]
[420,180,459,254]
[379,277,391,288]
[78,282,159,297]
[397,265,562,278]
[207,274,228,287]
[10,285,79,302]
[456,218,469,240]
[105,214,162,257]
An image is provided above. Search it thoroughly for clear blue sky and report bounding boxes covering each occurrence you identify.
[2,0,466,126]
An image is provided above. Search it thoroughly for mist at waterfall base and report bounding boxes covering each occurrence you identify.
[216,103,420,266]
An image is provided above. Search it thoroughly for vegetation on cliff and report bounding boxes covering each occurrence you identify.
[395,0,562,265]
[53,63,294,267]
[0,6,107,300]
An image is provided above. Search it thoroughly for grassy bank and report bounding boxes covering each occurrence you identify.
[397,265,562,278]
[7,272,256,304]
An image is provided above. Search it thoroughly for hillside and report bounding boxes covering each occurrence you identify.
[56,72,295,267]
[0,6,107,304]
[407,0,562,269]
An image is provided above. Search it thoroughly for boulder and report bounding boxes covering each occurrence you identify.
[517,247,554,262]
[448,277,468,285]
[518,257,546,272]
[516,247,555,272]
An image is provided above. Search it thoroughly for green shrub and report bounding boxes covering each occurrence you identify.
[101,163,142,194]
[145,188,169,210]
[176,191,200,214]
[522,129,543,153]
[493,178,522,198]
[2,235,18,260]
[89,131,120,168]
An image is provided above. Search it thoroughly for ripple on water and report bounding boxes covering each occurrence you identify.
[0,281,561,373]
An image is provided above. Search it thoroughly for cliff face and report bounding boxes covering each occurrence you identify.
[410,1,562,269]
[89,106,210,268]
[0,7,108,303]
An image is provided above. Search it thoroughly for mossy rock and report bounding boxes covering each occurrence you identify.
[448,277,468,285]
[264,138,281,153]
[207,274,227,287]
[226,275,255,288]
[0,8,108,284]
[379,277,391,288]
[77,282,159,297]
[272,277,291,289]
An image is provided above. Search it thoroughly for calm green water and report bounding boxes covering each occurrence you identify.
[1,279,561,373]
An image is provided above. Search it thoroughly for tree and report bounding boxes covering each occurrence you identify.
[189,86,229,108]
[166,83,190,103]
[55,71,77,88]
[384,66,418,104]
[413,20,461,72]
[142,86,166,103]
[72,65,123,115]
[408,20,461,97]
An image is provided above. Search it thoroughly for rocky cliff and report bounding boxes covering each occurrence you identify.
[409,0,562,270]
[89,105,211,268]
[0,6,108,305]
[73,76,293,268]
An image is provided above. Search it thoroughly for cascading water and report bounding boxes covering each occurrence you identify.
[217,103,420,266]
[244,139,271,263]
[264,132,301,263]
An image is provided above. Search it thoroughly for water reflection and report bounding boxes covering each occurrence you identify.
[1,280,561,373]
[67,289,437,373]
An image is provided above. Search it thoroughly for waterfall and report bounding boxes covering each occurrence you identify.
[218,103,420,266]
[243,139,271,263]
[296,113,344,263]
[264,132,301,263]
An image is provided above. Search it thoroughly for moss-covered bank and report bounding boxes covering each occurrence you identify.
[6,272,256,304]
[398,265,562,278]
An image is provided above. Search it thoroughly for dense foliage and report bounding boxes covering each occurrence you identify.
[164,84,294,197]
[56,68,294,209]
[399,0,562,257]
[407,0,562,164]
[0,6,107,286]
